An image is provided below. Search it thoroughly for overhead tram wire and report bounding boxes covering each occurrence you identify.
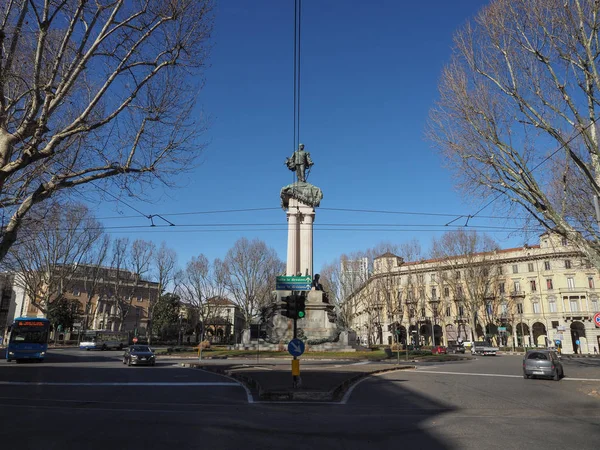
[38,221,543,233]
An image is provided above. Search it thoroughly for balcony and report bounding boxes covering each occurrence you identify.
[558,287,590,296]
[509,291,525,298]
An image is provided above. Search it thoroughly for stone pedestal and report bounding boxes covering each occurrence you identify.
[268,290,337,343]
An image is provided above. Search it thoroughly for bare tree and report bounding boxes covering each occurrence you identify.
[325,243,397,344]
[100,238,155,331]
[218,238,284,331]
[320,255,368,331]
[148,242,177,344]
[176,254,226,350]
[428,0,600,266]
[430,230,501,344]
[0,0,213,263]
[78,234,111,332]
[7,202,104,314]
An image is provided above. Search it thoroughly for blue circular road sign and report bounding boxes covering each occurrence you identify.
[287,338,305,357]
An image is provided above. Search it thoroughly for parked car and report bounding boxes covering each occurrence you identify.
[431,346,447,354]
[523,349,563,381]
[123,345,156,366]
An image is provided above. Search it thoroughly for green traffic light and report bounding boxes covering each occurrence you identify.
[298,311,305,318]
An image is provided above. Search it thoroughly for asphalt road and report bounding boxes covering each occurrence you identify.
[0,349,598,449]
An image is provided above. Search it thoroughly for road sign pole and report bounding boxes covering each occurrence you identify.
[292,292,298,388]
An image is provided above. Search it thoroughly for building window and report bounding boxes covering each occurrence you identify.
[499,282,505,294]
[431,287,437,299]
[418,274,424,283]
[458,305,464,317]
[455,271,461,280]
[549,301,557,313]
[512,265,519,274]
[562,237,568,246]
[528,263,534,272]
[565,260,572,269]
[589,277,595,289]
[419,288,425,299]
[431,273,436,283]
[544,261,551,271]
[591,299,598,311]
[570,298,578,312]
[135,307,140,317]
[567,277,575,289]
[456,286,463,298]
[546,279,554,290]
[72,288,80,296]
[501,303,508,315]
[530,280,537,292]
[497,266,503,275]
[514,281,521,292]
[551,320,559,328]
[532,302,540,314]
[444,287,450,298]
[517,303,523,314]
[446,306,451,317]
[137,295,143,302]
[486,302,493,315]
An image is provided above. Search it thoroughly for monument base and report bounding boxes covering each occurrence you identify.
[240,290,359,352]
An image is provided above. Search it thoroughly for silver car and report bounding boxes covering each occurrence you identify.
[523,349,563,381]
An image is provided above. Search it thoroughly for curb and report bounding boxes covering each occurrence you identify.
[184,363,416,403]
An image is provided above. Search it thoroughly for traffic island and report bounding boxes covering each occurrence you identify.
[182,362,416,402]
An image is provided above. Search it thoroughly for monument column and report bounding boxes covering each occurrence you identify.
[286,206,299,276]
[299,205,315,277]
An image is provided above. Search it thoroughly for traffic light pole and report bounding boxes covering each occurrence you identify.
[292,292,299,388]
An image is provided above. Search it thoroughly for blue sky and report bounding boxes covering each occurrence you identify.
[92,0,533,272]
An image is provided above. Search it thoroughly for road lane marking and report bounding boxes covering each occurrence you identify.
[404,369,600,382]
[183,367,255,404]
[0,381,240,386]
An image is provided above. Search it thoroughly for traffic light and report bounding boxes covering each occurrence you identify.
[296,295,306,319]
[280,295,297,318]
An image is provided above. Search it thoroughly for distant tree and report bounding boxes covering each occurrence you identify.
[430,230,501,344]
[218,238,284,331]
[176,254,227,347]
[148,243,178,344]
[47,296,82,333]
[151,293,181,341]
[0,0,213,264]
[7,202,104,314]
[428,0,600,266]
[100,238,155,331]
[321,242,397,340]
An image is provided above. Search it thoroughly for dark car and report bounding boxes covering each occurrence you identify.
[123,345,156,366]
[523,349,563,380]
[447,343,466,354]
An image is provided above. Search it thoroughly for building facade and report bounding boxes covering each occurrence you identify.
[348,233,600,354]
[12,264,158,335]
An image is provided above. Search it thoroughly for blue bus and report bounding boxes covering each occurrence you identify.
[6,317,50,363]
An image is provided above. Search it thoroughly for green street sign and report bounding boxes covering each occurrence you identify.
[276,275,312,291]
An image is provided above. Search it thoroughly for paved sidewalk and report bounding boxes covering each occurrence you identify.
[182,361,416,402]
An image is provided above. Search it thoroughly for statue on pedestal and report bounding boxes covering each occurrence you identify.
[281,143,323,209]
[285,143,313,182]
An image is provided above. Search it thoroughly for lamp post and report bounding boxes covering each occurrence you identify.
[178,312,183,346]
